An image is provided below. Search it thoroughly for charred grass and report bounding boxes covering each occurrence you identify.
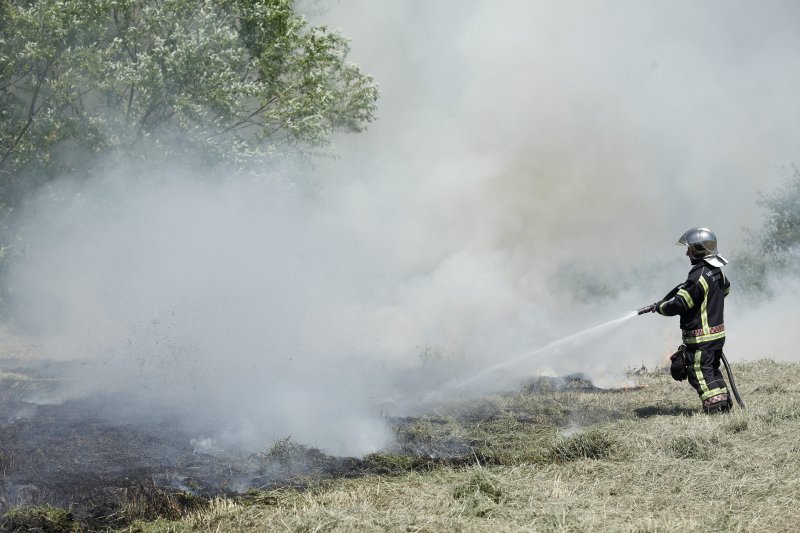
[123,359,800,532]
[5,359,800,531]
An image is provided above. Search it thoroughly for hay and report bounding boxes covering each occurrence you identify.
[547,429,619,463]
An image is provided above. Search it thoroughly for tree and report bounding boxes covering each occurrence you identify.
[756,165,800,260]
[0,0,378,200]
[729,166,800,296]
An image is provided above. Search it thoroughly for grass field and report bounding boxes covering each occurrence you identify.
[102,359,800,533]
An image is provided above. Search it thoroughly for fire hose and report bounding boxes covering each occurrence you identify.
[721,351,746,409]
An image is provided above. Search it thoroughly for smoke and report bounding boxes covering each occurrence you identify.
[4,0,800,455]
[310,0,800,359]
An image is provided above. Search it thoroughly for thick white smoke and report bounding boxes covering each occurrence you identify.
[4,0,800,455]
[311,0,800,363]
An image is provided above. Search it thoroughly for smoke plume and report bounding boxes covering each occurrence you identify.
[4,0,800,455]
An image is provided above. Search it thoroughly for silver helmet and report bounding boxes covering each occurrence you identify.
[677,227,728,267]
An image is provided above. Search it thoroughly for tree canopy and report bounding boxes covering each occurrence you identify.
[0,0,378,197]
[757,166,800,259]
[728,166,800,296]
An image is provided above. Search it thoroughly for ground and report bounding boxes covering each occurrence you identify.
[2,359,800,532]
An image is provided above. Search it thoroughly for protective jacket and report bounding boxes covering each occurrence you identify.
[656,259,731,346]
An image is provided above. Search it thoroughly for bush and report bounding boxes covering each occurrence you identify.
[727,249,772,297]
[732,164,800,294]
[757,166,800,258]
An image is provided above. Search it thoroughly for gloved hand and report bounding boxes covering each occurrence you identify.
[669,345,687,380]
[637,303,658,314]
[651,301,663,314]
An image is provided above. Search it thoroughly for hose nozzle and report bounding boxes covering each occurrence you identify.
[637,303,657,315]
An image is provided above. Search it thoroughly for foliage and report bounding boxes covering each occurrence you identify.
[0,0,378,199]
[727,247,771,297]
[730,165,800,294]
[755,165,800,260]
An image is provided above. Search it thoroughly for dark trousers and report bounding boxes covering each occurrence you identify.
[685,345,728,401]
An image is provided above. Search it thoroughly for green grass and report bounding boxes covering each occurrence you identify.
[0,506,77,532]
[12,359,800,532]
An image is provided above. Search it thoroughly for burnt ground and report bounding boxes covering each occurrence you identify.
[0,399,486,531]
[0,360,653,531]
[0,362,371,531]
[0,396,371,530]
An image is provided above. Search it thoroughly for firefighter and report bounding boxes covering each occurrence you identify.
[650,228,732,413]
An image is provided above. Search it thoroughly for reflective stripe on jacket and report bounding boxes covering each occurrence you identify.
[656,259,730,344]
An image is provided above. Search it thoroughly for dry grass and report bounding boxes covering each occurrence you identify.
[64,360,800,531]
[0,506,77,532]
[546,428,620,463]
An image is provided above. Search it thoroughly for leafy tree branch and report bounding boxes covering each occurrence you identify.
[0,0,379,189]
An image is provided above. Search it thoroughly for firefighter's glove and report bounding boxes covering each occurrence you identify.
[669,345,688,381]
[651,301,663,315]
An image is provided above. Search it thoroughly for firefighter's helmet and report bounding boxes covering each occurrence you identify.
[677,227,728,267]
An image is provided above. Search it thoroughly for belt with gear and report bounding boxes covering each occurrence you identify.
[682,324,725,337]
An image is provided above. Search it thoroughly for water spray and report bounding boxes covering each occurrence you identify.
[439,311,638,393]
[426,300,745,412]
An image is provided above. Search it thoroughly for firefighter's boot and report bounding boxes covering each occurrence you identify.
[703,393,731,414]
